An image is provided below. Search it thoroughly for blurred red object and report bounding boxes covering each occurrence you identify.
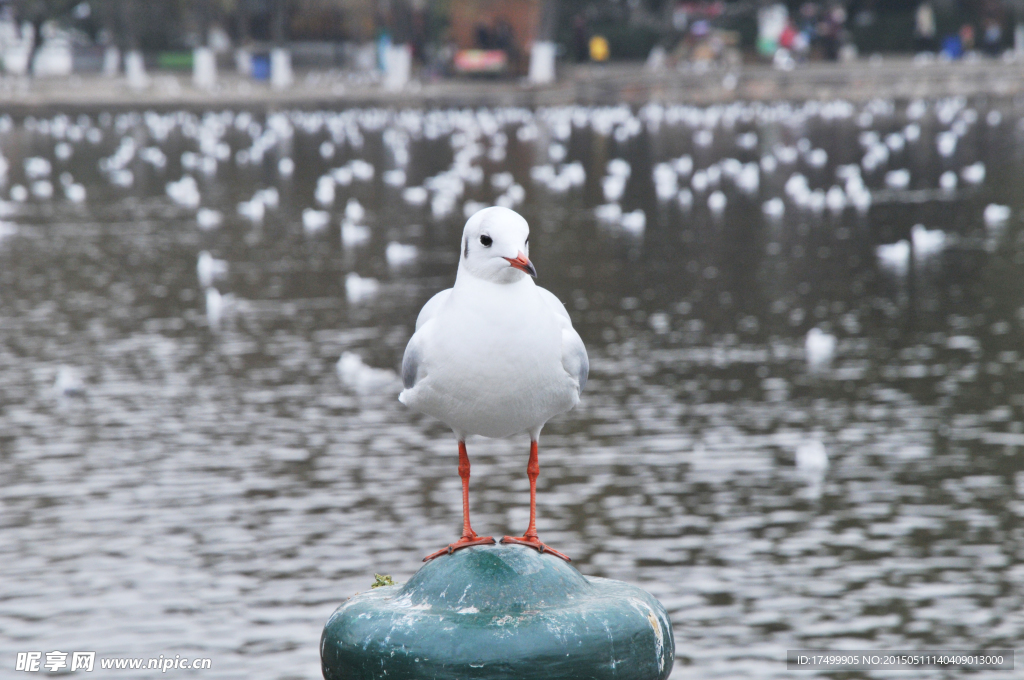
[454,49,508,73]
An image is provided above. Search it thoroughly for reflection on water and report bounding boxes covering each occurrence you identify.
[1,99,1023,679]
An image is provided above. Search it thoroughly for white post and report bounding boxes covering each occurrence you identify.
[528,41,556,84]
[270,47,292,89]
[193,46,216,88]
[383,43,411,91]
[125,49,148,89]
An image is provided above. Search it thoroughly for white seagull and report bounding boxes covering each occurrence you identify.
[399,207,588,562]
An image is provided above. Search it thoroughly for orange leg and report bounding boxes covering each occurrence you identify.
[501,441,570,561]
[423,441,495,561]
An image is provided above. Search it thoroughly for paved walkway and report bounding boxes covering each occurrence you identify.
[1,57,1021,113]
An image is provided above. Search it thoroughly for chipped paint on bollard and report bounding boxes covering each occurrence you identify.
[321,545,674,680]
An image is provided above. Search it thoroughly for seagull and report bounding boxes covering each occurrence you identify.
[399,207,588,562]
[805,327,837,372]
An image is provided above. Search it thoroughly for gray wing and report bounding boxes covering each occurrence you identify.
[562,326,589,395]
[401,334,421,389]
[402,289,451,390]
[537,287,589,394]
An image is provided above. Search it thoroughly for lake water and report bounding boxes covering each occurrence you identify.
[1,98,1023,679]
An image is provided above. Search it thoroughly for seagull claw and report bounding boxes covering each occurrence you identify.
[422,535,496,562]
[500,535,571,562]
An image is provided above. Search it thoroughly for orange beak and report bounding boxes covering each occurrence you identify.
[504,251,537,277]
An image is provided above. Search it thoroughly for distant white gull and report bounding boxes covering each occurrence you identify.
[885,169,910,189]
[961,162,985,185]
[795,438,829,499]
[984,204,1011,228]
[400,206,588,562]
[762,197,784,218]
[196,208,222,230]
[54,365,86,399]
[302,208,329,234]
[314,176,335,205]
[385,242,418,269]
[939,171,957,191]
[383,169,406,187]
[620,209,646,235]
[205,287,225,331]
[337,352,400,394]
[402,186,428,205]
[345,272,379,304]
[805,327,837,372]
[707,191,726,213]
[344,198,365,222]
[876,239,910,276]
[911,224,945,260]
[340,220,370,249]
[197,251,228,289]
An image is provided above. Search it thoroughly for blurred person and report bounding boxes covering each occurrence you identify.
[980,0,1006,56]
[959,22,975,51]
[589,34,608,61]
[573,15,588,62]
[822,5,845,60]
[798,2,824,58]
[915,1,937,51]
[474,22,492,49]
[827,5,843,61]
[779,18,797,51]
[494,19,519,71]
[982,18,1003,55]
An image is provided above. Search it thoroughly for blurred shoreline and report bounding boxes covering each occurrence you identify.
[1,56,1022,114]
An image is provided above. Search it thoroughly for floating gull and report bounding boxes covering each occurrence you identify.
[386,242,419,269]
[383,169,406,187]
[345,272,380,304]
[341,220,371,249]
[166,175,200,208]
[402,186,428,205]
[620,209,646,235]
[884,169,910,189]
[315,176,335,205]
[303,208,330,234]
[196,208,222,230]
[197,251,228,288]
[876,240,910,275]
[911,224,945,259]
[54,365,86,399]
[939,171,957,191]
[762,197,785,218]
[805,327,837,371]
[984,204,1011,228]
[707,191,726,213]
[337,352,401,394]
[345,198,365,222]
[961,162,985,185]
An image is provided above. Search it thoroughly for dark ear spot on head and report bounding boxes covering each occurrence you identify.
[463,237,469,259]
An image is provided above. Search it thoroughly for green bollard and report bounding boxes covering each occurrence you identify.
[321,545,674,680]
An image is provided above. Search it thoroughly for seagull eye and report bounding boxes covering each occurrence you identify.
[479,235,492,247]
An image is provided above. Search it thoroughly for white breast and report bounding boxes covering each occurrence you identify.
[401,278,578,438]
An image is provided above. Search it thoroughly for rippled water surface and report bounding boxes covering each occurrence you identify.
[2,98,1024,679]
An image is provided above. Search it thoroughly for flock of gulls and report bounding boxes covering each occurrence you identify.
[0,97,1009,430]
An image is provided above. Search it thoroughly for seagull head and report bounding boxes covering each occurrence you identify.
[459,207,536,283]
